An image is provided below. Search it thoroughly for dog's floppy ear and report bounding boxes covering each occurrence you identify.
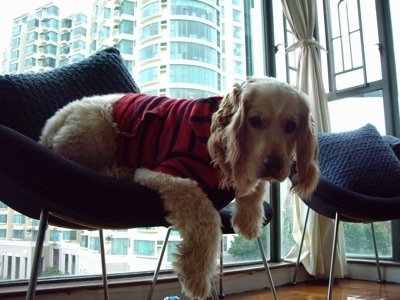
[208,82,246,188]
[291,111,320,199]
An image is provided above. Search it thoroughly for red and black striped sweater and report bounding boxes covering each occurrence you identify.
[113,93,226,195]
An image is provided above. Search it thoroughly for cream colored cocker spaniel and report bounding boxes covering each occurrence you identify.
[40,77,319,299]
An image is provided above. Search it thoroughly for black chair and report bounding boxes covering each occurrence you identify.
[148,202,278,300]
[0,48,234,299]
[291,124,400,300]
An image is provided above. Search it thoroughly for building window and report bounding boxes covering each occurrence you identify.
[120,0,135,15]
[43,57,56,68]
[170,20,218,44]
[140,1,160,19]
[119,39,134,54]
[170,64,220,89]
[170,42,218,65]
[26,32,39,42]
[73,27,87,37]
[62,231,77,241]
[12,214,25,224]
[10,37,20,48]
[111,238,129,255]
[139,44,158,61]
[133,240,156,256]
[10,50,19,60]
[72,40,86,51]
[0,214,7,224]
[12,25,22,36]
[167,241,179,262]
[90,236,100,252]
[9,63,18,73]
[27,18,40,28]
[80,235,88,248]
[139,66,158,83]
[25,44,37,55]
[44,44,57,55]
[50,229,62,242]
[12,229,24,240]
[139,22,159,40]
[171,0,218,24]
[119,20,134,34]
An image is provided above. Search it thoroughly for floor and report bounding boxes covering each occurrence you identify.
[222,279,400,300]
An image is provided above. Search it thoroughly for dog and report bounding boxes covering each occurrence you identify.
[39,77,319,299]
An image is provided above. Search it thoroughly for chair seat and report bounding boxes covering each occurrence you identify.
[0,124,235,229]
[291,174,400,222]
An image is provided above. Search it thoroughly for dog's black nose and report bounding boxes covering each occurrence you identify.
[263,156,284,175]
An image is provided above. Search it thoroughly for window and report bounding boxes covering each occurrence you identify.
[170,20,218,44]
[111,238,129,255]
[139,22,159,40]
[170,64,220,89]
[140,1,160,19]
[0,214,7,224]
[25,44,37,55]
[50,230,62,242]
[24,57,36,68]
[13,214,25,224]
[139,44,158,61]
[170,42,218,65]
[62,231,77,241]
[139,66,158,83]
[0,0,399,292]
[27,18,40,28]
[133,240,156,256]
[73,27,87,37]
[119,39,134,54]
[10,37,20,48]
[120,0,135,15]
[44,44,57,55]
[89,236,100,252]
[26,32,39,42]
[12,229,24,240]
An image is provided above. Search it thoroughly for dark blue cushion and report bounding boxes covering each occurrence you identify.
[0,47,140,140]
[317,124,400,197]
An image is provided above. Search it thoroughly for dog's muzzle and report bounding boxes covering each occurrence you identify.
[263,155,284,177]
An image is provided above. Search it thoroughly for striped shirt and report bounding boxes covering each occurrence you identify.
[112,93,226,195]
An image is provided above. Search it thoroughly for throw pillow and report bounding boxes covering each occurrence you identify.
[0,47,140,140]
[317,123,400,197]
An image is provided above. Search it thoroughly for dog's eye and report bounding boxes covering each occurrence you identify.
[285,121,297,134]
[249,117,262,129]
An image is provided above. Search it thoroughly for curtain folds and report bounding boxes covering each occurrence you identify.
[280,0,347,277]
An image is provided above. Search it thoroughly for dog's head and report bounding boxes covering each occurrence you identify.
[208,77,319,198]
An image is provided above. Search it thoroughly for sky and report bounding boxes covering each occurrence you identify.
[0,0,93,51]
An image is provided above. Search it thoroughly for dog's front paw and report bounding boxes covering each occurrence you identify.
[232,210,263,240]
[178,272,212,300]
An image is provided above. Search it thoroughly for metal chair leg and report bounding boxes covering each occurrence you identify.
[370,223,383,282]
[99,229,109,300]
[219,236,225,298]
[26,208,49,300]
[147,226,173,300]
[327,212,340,300]
[292,206,310,285]
[256,237,278,300]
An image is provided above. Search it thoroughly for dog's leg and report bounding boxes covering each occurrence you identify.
[134,168,221,300]
[232,181,267,240]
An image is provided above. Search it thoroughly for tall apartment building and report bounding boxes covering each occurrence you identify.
[1,0,251,280]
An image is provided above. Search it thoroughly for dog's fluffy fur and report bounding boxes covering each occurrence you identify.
[40,77,319,299]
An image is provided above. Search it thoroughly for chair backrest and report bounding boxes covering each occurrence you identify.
[0,47,140,140]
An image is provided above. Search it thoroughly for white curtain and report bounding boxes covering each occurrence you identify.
[281,0,347,277]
